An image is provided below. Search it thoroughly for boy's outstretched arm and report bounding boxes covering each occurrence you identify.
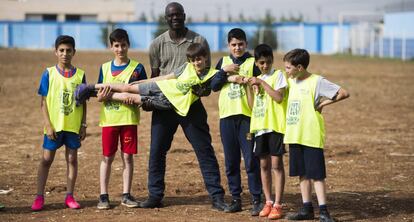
[40,97,57,140]
[130,73,175,85]
[316,88,350,112]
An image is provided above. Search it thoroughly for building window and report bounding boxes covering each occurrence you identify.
[26,14,57,21]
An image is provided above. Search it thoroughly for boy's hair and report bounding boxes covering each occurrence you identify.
[186,43,208,59]
[109,28,130,46]
[55,35,75,50]
[283,48,310,69]
[254,44,273,60]
[227,28,246,43]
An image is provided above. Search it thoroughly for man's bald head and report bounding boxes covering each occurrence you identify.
[165,2,184,14]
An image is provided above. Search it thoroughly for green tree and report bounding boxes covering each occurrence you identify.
[100,22,115,47]
[153,14,168,38]
[139,12,147,22]
[249,10,277,50]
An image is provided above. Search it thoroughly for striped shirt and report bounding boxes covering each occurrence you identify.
[149,28,211,76]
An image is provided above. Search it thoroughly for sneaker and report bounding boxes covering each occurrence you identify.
[211,197,227,211]
[287,207,315,220]
[65,194,81,209]
[139,197,163,208]
[31,195,44,211]
[259,202,272,217]
[320,211,335,222]
[224,199,242,213]
[75,84,95,106]
[97,194,110,210]
[251,200,262,216]
[121,193,139,208]
[268,204,283,220]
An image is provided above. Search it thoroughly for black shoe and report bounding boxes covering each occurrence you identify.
[211,197,227,211]
[320,211,335,222]
[139,197,163,208]
[121,193,140,208]
[224,199,242,213]
[251,200,262,216]
[287,207,315,220]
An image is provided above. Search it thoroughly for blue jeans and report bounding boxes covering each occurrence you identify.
[220,115,262,200]
[147,100,225,200]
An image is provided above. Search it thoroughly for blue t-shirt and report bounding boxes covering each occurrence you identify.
[97,60,147,84]
[38,66,86,96]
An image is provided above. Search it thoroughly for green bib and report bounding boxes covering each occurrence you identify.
[157,63,217,116]
[218,56,254,118]
[99,60,140,127]
[45,66,85,134]
[250,70,287,134]
[284,74,325,148]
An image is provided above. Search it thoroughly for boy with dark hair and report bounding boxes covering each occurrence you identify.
[283,48,349,222]
[210,28,262,216]
[248,44,287,220]
[94,28,147,210]
[32,35,86,211]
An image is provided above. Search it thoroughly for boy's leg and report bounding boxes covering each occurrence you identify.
[36,149,56,195]
[100,155,115,195]
[65,147,78,194]
[272,155,285,205]
[121,152,134,194]
[314,179,327,206]
[299,176,312,203]
[95,83,140,94]
[260,156,272,202]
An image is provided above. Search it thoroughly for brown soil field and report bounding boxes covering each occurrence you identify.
[0,49,413,222]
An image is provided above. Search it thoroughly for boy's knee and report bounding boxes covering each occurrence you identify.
[67,156,78,165]
[271,164,284,172]
[102,156,114,164]
[41,158,54,167]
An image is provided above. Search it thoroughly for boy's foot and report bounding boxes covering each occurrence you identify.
[31,195,44,211]
[268,204,283,220]
[259,202,273,217]
[224,199,242,213]
[320,211,336,222]
[287,207,315,220]
[139,197,162,208]
[251,200,262,216]
[211,197,227,211]
[121,193,139,208]
[97,194,110,210]
[75,84,95,106]
[65,194,81,209]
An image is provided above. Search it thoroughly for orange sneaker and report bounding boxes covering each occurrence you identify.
[259,202,272,217]
[268,204,283,220]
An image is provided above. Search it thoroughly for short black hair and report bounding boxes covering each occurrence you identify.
[283,48,310,69]
[165,2,184,14]
[227,28,246,43]
[186,43,208,59]
[254,44,273,60]
[55,35,75,50]
[109,28,130,46]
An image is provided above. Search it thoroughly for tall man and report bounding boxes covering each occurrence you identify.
[140,2,227,211]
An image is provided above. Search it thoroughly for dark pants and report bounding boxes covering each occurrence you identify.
[147,100,225,200]
[220,115,262,200]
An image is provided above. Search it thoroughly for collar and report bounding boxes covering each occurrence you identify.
[165,28,193,45]
[229,52,252,65]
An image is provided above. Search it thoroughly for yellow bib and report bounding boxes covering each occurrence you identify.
[45,66,85,134]
[99,60,140,127]
[250,70,287,134]
[283,74,325,148]
[157,63,217,116]
[218,56,254,118]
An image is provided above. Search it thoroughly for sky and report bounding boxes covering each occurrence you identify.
[135,0,414,22]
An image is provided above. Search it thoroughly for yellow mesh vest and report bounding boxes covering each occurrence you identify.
[99,60,140,127]
[250,70,287,134]
[283,74,325,148]
[218,56,254,118]
[157,63,217,116]
[45,66,85,134]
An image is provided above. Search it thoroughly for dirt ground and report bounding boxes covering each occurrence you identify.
[0,49,413,222]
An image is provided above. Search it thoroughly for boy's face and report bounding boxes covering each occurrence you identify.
[189,56,207,74]
[111,40,129,60]
[284,61,302,78]
[228,38,247,58]
[55,43,75,66]
[255,56,273,74]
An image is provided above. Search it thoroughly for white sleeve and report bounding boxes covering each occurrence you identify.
[274,70,287,90]
[315,76,340,101]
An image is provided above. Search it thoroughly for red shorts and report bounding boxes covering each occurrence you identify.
[102,125,138,157]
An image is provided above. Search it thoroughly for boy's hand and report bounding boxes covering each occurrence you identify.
[222,64,240,74]
[45,124,57,140]
[97,86,112,102]
[123,96,135,105]
[228,75,248,84]
[248,77,262,86]
[79,125,86,141]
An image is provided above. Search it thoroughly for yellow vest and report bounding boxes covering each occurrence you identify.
[284,74,325,148]
[250,70,287,134]
[99,60,140,127]
[218,56,254,118]
[157,63,217,116]
[45,66,85,134]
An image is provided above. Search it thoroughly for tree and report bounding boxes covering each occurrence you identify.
[139,12,147,22]
[100,22,115,47]
[249,10,277,50]
[153,15,168,38]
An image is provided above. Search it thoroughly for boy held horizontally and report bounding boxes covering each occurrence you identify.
[283,49,349,222]
[32,35,86,211]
